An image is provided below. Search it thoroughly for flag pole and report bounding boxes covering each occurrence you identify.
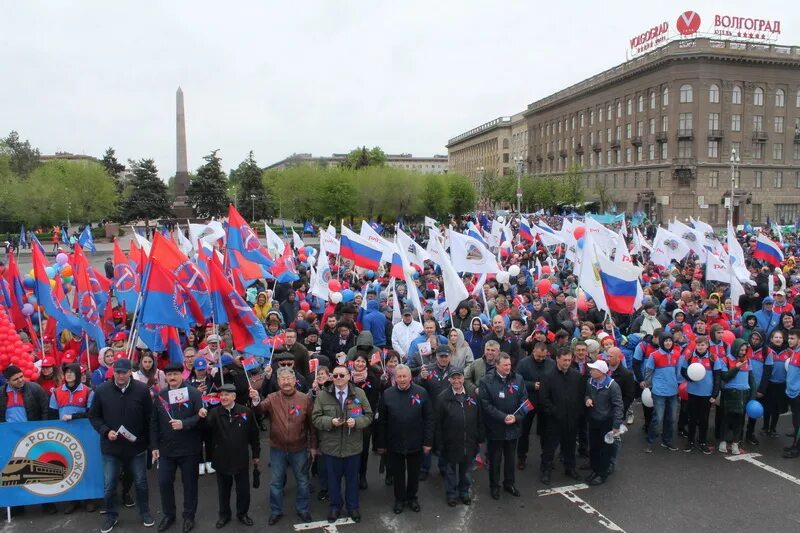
[37,313,45,355]
[126,291,144,359]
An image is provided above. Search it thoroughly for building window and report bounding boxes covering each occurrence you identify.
[626,99,632,116]
[754,86,764,106]
[660,143,668,160]
[571,116,576,130]
[600,107,605,122]
[623,173,628,187]
[615,126,621,140]
[679,112,693,130]
[796,171,800,188]
[650,91,656,109]
[649,118,655,134]
[661,115,668,132]
[636,146,643,161]
[776,89,785,108]
[606,150,612,165]
[662,87,669,106]
[658,170,664,187]
[709,84,720,103]
[589,110,594,125]
[732,85,742,105]
[733,169,740,188]
[776,204,800,224]
[617,102,622,118]
[708,141,719,158]
[775,116,784,133]
[796,90,800,108]
[580,113,584,128]
[678,140,692,158]
[646,171,651,187]
[708,113,720,130]
[709,170,719,188]
[626,148,632,163]
[774,143,783,160]
[752,204,761,223]
[774,171,783,188]
[709,204,719,224]
[754,170,762,188]
[638,95,644,113]
[754,143,764,159]
[626,124,632,139]
[607,128,612,142]
[649,144,655,160]
[637,121,644,136]
[795,143,800,161]
[753,115,763,131]
[613,174,617,187]
[679,84,693,103]
[731,114,741,132]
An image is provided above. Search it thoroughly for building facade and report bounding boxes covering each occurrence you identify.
[446,113,527,183]
[264,152,448,173]
[524,38,800,226]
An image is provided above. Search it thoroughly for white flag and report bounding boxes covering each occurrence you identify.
[429,232,468,316]
[651,227,691,269]
[706,251,733,284]
[131,228,152,255]
[389,279,402,325]
[726,222,751,283]
[175,223,193,256]
[577,234,609,314]
[292,229,305,250]
[263,223,285,259]
[360,220,396,263]
[396,227,430,266]
[448,230,501,274]
[320,227,340,255]
[396,236,424,318]
[424,216,438,229]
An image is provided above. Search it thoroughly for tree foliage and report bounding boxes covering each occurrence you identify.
[232,151,270,221]
[121,158,172,222]
[101,147,127,193]
[0,131,40,178]
[187,150,229,219]
[344,146,386,169]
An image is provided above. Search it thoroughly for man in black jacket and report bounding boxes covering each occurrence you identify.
[200,383,260,528]
[151,363,203,533]
[89,358,154,533]
[479,353,527,499]
[515,342,556,470]
[606,348,635,474]
[375,364,434,515]
[434,368,483,506]
[416,344,453,479]
[538,350,584,485]
[483,316,523,368]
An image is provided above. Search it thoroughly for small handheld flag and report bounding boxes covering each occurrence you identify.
[513,399,534,416]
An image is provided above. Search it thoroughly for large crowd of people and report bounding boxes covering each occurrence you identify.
[1,213,800,533]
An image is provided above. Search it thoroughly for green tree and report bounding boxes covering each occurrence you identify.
[121,158,172,222]
[188,150,229,219]
[233,151,270,221]
[448,174,477,217]
[101,147,127,193]
[0,131,40,177]
[319,171,356,222]
[344,146,386,169]
[9,160,118,227]
[594,180,615,213]
[422,176,448,218]
[558,164,584,207]
[0,155,21,230]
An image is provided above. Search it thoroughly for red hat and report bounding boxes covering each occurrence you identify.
[111,332,127,342]
[42,335,53,343]
[113,309,125,319]
[40,357,55,367]
[61,350,78,364]
[113,351,126,360]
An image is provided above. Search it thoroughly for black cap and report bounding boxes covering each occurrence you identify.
[435,345,451,356]
[218,384,237,393]
[273,351,294,362]
[164,362,184,373]
[402,307,413,315]
[112,358,132,372]
[448,367,465,377]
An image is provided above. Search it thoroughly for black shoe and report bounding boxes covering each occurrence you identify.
[317,489,328,502]
[267,514,282,526]
[746,434,760,446]
[63,502,80,515]
[101,517,119,533]
[585,472,599,483]
[540,470,551,485]
[349,510,361,523]
[158,516,176,532]
[215,516,230,529]
[236,514,254,526]
[783,447,800,459]
[587,473,606,486]
[517,457,527,470]
[578,447,589,458]
[385,475,393,486]
[684,442,695,452]
[460,495,472,505]
[408,499,421,512]
[359,476,368,490]
[86,502,97,513]
[43,503,58,515]
[565,468,581,480]
[419,471,429,481]
[490,488,500,500]
[447,498,458,507]
[503,485,520,497]
[182,518,194,533]
[123,492,135,508]
[606,463,615,476]
[698,443,712,455]
[297,512,312,523]
[678,429,688,438]
[393,501,404,514]
[327,510,339,523]
[578,461,592,470]
[660,442,679,452]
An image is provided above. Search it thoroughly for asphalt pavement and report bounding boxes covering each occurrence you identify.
[2,408,799,533]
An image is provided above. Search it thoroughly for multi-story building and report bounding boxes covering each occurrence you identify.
[446,113,527,183]
[264,152,448,173]
[525,37,800,225]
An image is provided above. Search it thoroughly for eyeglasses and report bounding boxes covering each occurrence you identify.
[332,373,347,378]
[278,362,294,367]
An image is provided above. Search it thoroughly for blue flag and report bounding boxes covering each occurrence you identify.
[303,220,314,234]
[61,227,69,245]
[281,221,288,238]
[0,420,104,506]
[78,226,96,253]
[19,225,27,249]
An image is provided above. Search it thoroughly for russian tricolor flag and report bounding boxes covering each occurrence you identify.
[519,218,534,243]
[596,252,640,315]
[753,234,784,267]
[340,225,383,271]
[389,252,404,279]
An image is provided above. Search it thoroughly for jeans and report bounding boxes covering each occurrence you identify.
[269,448,310,515]
[103,452,149,520]
[325,454,360,513]
[647,394,678,445]
[444,460,474,499]
[421,450,447,475]
[158,454,199,520]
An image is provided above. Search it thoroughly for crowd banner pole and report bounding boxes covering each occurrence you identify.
[37,313,45,354]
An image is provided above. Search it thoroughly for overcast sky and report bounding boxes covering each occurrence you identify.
[2,0,796,178]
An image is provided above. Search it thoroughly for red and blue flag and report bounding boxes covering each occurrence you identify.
[340,226,382,271]
[226,204,275,267]
[268,243,300,283]
[113,239,140,310]
[137,323,184,364]
[139,258,205,330]
[72,245,107,348]
[31,245,83,335]
[150,233,211,319]
[389,252,404,279]
[753,234,784,267]
[519,219,534,243]
[519,399,534,414]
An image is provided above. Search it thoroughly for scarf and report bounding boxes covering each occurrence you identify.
[352,368,368,384]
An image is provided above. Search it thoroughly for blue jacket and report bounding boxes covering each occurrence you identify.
[362,300,387,348]
[644,347,680,396]
[755,299,780,336]
[786,352,800,399]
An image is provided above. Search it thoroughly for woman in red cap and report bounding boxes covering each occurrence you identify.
[37,357,62,395]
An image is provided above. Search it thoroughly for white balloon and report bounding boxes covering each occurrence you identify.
[687,362,706,382]
[404,266,416,276]
[496,271,510,284]
[496,216,505,223]
[306,256,316,266]
[329,291,342,304]
[508,265,521,277]
[641,388,654,408]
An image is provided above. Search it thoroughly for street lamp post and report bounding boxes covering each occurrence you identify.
[513,156,524,215]
[250,194,256,222]
[476,166,484,210]
[728,148,740,229]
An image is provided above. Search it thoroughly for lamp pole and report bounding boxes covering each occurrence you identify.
[250,194,256,222]
[728,148,740,229]
[476,166,485,211]
[514,156,524,215]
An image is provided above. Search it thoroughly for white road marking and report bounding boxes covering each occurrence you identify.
[293,517,356,532]
[538,483,626,532]
[725,452,800,486]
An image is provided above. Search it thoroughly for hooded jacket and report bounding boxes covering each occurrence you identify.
[463,317,487,358]
[448,328,475,370]
[253,291,272,322]
[451,301,477,332]
[346,330,380,361]
[755,297,780,336]
[362,299,387,348]
[740,312,758,343]
[644,332,680,396]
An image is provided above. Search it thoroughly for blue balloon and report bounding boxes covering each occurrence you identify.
[23,277,35,289]
[366,270,375,279]
[305,246,316,257]
[27,295,37,305]
[746,400,764,419]
[45,266,56,279]
[341,289,355,303]
[577,237,585,250]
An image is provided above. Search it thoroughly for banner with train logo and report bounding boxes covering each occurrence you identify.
[0,420,103,507]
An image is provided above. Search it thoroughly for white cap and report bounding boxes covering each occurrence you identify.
[587,360,609,374]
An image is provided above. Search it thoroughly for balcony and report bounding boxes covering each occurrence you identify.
[591,142,602,152]
[559,149,568,158]
[794,131,800,144]
[672,158,695,181]
[536,154,543,162]
[575,144,584,155]
[677,129,694,140]
[655,131,668,143]
[547,151,555,160]
[631,136,643,146]
[752,131,769,141]
[610,138,621,149]
[707,129,724,140]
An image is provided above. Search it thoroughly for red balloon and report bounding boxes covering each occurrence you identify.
[678,382,689,401]
[721,330,736,346]
[541,265,552,275]
[577,292,588,312]
[299,301,310,311]
[537,279,552,295]
[573,226,586,240]
[328,280,342,292]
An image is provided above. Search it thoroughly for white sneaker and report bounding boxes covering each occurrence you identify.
[199,462,206,475]
[718,441,727,454]
[205,461,215,474]
[730,442,740,455]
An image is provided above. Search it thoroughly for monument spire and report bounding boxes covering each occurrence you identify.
[172,86,193,218]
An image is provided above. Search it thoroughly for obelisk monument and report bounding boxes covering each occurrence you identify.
[172,87,193,218]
